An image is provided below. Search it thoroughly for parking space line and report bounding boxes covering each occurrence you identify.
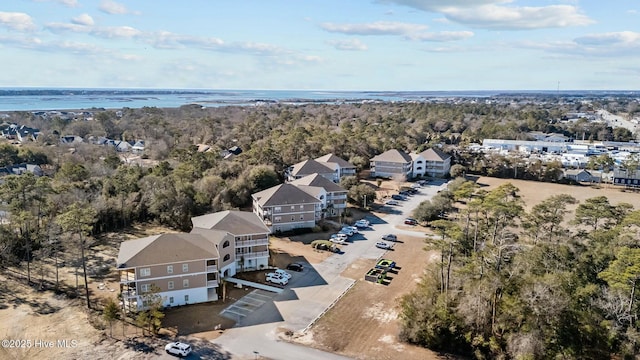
[221,308,247,317]
[237,298,264,307]
[251,290,274,300]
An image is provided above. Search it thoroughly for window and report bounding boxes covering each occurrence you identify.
[168,281,174,290]
[222,240,230,248]
[182,264,188,272]
[169,297,174,304]
[139,268,150,277]
[291,205,295,210]
[184,295,189,303]
[300,215,304,220]
[183,279,189,288]
[223,254,230,261]
[140,284,150,293]
[291,216,295,221]
[274,206,281,212]
[166,265,173,274]
[274,216,281,222]
[299,205,304,210]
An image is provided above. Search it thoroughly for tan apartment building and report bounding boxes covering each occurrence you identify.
[370,149,413,180]
[117,233,226,311]
[290,173,348,217]
[191,210,270,277]
[315,153,357,179]
[411,148,452,178]
[252,183,322,233]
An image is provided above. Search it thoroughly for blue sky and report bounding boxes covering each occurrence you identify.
[1,0,639,90]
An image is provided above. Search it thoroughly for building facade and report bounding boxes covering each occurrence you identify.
[252,183,322,233]
[369,149,413,179]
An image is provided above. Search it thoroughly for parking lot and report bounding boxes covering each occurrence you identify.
[212,180,448,360]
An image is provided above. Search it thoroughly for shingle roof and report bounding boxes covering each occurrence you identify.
[289,159,335,177]
[191,210,270,235]
[117,233,220,269]
[315,153,355,168]
[252,183,322,207]
[371,149,412,163]
[417,148,451,161]
[290,173,346,193]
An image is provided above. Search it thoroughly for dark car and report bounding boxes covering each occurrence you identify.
[286,263,304,272]
[391,194,404,201]
[404,218,418,225]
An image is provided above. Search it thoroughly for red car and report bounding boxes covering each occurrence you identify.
[404,218,418,225]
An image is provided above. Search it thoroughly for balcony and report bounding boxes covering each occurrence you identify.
[207,280,219,287]
[120,272,136,284]
[121,289,137,300]
[238,251,269,260]
[206,265,218,272]
[236,238,269,247]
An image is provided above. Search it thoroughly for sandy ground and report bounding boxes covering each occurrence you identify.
[475,176,640,213]
[298,230,449,360]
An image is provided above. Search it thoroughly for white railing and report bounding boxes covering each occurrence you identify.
[207,280,219,287]
[120,273,136,283]
[236,238,269,247]
[206,265,218,272]
[239,251,269,260]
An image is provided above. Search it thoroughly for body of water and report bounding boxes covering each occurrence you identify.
[0,88,636,112]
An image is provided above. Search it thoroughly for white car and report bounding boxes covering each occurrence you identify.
[375,241,393,250]
[354,219,370,228]
[165,342,192,357]
[385,200,399,206]
[273,269,292,279]
[330,237,347,245]
[266,273,288,285]
[331,233,349,241]
[382,234,398,242]
[339,227,354,236]
[342,226,359,234]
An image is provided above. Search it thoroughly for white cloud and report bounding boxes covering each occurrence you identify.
[320,21,428,36]
[627,9,638,14]
[327,39,368,51]
[93,26,142,39]
[379,0,594,30]
[575,31,640,46]
[0,12,37,32]
[519,31,640,57]
[411,30,473,42]
[71,14,94,26]
[99,0,136,15]
[444,4,594,30]
[32,0,79,7]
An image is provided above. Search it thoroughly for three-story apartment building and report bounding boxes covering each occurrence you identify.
[290,173,348,217]
[411,148,452,178]
[191,210,270,277]
[370,149,413,180]
[315,153,357,179]
[252,183,322,233]
[117,233,224,312]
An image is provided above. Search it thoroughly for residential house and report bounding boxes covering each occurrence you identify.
[191,210,270,277]
[0,163,44,177]
[286,159,337,182]
[564,169,600,183]
[315,153,357,179]
[252,183,322,233]
[117,233,223,311]
[369,149,413,180]
[1,123,40,142]
[60,135,84,145]
[411,148,452,178]
[614,168,640,187]
[290,173,348,217]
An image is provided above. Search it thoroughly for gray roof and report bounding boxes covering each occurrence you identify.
[252,183,322,207]
[117,233,219,269]
[191,210,270,235]
[417,148,451,161]
[370,149,412,163]
[315,153,355,169]
[290,173,346,193]
[289,159,335,177]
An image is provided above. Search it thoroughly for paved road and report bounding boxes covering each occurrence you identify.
[210,180,449,360]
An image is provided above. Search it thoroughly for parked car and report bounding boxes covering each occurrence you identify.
[286,263,304,272]
[391,194,404,201]
[273,269,292,280]
[404,218,418,225]
[411,183,422,189]
[165,342,192,357]
[417,180,428,186]
[331,233,349,241]
[382,234,398,242]
[339,227,354,236]
[375,241,393,250]
[266,273,288,285]
[343,226,359,234]
[385,200,399,206]
[354,219,370,228]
